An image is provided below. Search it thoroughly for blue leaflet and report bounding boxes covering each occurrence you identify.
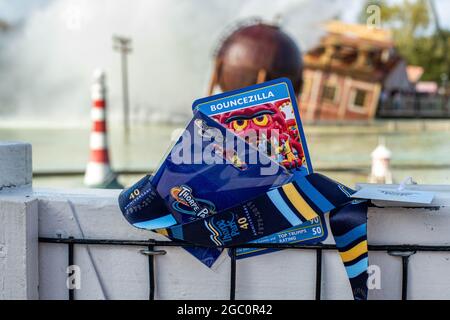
[152,110,292,225]
[118,79,370,299]
[192,78,328,259]
[119,110,293,268]
[235,217,326,259]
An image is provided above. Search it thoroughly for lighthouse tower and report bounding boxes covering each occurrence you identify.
[84,69,122,188]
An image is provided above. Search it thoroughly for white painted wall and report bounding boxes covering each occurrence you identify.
[0,142,38,299]
[1,142,450,300]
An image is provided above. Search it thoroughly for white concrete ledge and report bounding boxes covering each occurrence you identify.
[2,142,450,300]
[33,185,450,300]
[0,197,38,299]
[2,183,450,300]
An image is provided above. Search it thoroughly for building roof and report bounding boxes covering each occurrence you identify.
[324,20,393,47]
[304,21,401,82]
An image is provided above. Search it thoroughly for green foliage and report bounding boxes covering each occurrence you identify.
[359,0,449,82]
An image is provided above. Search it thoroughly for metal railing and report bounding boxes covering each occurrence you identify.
[38,237,450,300]
[377,93,450,119]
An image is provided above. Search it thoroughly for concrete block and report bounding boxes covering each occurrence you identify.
[0,142,32,190]
[0,197,39,299]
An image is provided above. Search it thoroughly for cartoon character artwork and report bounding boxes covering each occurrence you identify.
[275,98,301,142]
[277,133,304,169]
[215,101,305,170]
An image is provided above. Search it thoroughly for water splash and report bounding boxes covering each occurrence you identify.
[0,0,354,126]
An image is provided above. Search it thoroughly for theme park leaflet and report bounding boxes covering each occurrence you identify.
[119,110,293,268]
[118,107,370,299]
[192,78,328,258]
[149,110,292,267]
[151,110,292,224]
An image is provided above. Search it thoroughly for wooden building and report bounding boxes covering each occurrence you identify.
[300,21,412,121]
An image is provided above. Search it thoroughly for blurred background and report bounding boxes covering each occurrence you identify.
[0,0,449,188]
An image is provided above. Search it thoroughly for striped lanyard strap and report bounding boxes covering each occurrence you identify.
[119,172,369,300]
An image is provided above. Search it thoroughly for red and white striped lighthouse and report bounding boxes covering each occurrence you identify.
[84,69,120,188]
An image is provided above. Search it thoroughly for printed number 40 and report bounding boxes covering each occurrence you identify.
[238,217,249,229]
[129,189,140,200]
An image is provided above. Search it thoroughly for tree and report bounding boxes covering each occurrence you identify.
[359,0,449,82]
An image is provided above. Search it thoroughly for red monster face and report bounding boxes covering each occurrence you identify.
[217,103,288,141]
[215,102,305,169]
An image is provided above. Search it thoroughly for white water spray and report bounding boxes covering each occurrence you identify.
[0,0,355,126]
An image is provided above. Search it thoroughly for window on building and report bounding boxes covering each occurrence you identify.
[353,89,367,108]
[321,85,337,102]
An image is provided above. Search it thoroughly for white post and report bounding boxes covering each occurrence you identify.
[0,142,39,299]
[369,141,393,184]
